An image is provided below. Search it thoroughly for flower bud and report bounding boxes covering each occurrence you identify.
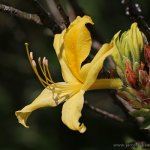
[111,23,150,127]
[144,44,150,67]
[125,61,138,88]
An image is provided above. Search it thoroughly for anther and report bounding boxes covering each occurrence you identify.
[45,59,48,66]
[43,57,47,65]
[30,52,33,60]
[38,57,41,63]
[32,60,36,67]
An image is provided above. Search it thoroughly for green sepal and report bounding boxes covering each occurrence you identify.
[116,66,125,81]
[133,61,140,75]
[130,109,150,129]
[141,118,150,129]
[130,108,150,118]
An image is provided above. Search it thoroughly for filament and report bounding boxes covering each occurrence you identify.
[25,43,81,105]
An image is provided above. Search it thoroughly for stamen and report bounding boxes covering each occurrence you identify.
[32,60,36,67]
[45,59,48,66]
[43,57,47,65]
[44,59,54,83]
[30,52,33,60]
[31,62,47,88]
[25,44,49,88]
[38,57,41,62]
[38,56,54,85]
[25,43,76,105]
[25,44,61,88]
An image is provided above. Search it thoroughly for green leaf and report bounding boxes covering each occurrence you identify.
[130,109,150,129]
[141,118,150,129]
[130,108,150,118]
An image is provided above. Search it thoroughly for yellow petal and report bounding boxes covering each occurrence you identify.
[64,16,94,81]
[81,43,114,80]
[61,90,86,133]
[54,29,80,84]
[82,43,113,91]
[15,88,58,128]
[90,79,123,90]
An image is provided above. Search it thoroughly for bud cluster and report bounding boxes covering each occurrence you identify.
[112,23,150,110]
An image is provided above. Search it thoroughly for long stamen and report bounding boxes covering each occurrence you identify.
[42,57,48,81]
[25,43,48,87]
[25,43,69,89]
[44,59,53,82]
[31,60,48,88]
[25,43,79,105]
[38,57,54,85]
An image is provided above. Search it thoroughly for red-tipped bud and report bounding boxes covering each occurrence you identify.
[139,70,148,86]
[144,44,150,67]
[125,61,138,88]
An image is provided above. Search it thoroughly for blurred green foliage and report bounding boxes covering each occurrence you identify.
[0,0,150,150]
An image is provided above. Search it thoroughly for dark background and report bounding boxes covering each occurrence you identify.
[0,0,150,150]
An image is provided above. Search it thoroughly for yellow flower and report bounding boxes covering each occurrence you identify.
[15,16,122,133]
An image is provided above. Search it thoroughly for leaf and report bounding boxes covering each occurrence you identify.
[130,109,150,129]
[130,108,150,118]
[141,118,150,129]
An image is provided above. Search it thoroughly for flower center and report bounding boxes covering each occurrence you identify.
[25,43,82,105]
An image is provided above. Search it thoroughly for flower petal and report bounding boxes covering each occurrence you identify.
[54,30,80,84]
[64,16,94,81]
[89,79,123,90]
[61,90,86,133]
[81,43,114,80]
[15,88,58,128]
[82,43,113,91]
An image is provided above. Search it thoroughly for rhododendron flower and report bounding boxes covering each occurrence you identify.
[15,16,122,133]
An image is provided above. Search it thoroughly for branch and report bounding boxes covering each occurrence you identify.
[0,4,42,25]
[116,94,135,113]
[113,92,147,128]
[53,0,70,27]
[46,0,70,30]
[121,0,150,41]
[0,2,62,34]
[84,100,124,122]
[30,0,62,34]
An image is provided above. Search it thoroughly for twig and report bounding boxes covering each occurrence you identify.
[0,4,42,25]
[46,0,70,30]
[121,0,150,41]
[116,94,135,113]
[53,0,70,27]
[84,100,124,122]
[114,92,147,130]
[30,0,62,34]
[0,2,62,34]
